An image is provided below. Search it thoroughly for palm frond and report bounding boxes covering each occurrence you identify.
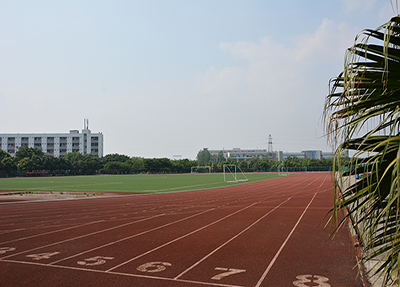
[324,15,400,285]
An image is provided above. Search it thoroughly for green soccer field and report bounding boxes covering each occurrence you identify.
[0,173,288,193]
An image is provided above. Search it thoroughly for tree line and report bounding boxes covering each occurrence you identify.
[0,147,196,177]
[0,146,336,177]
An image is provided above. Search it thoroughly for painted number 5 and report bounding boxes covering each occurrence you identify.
[137,262,172,273]
[77,256,114,266]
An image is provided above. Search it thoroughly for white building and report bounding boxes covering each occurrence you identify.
[209,148,340,162]
[0,125,103,158]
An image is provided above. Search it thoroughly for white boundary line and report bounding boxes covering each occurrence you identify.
[254,192,318,287]
[0,220,104,246]
[0,213,166,260]
[173,197,292,280]
[49,208,215,265]
[0,259,244,287]
[105,202,261,272]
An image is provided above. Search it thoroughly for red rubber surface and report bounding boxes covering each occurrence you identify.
[0,173,363,286]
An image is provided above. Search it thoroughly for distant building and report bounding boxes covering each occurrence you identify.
[209,148,342,162]
[0,121,103,157]
[209,148,280,162]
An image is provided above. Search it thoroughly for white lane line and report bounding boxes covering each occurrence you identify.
[49,208,215,265]
[173,197,292,280]
[1,259,244,287]
[254,192,318,287]
[0,220,104,246]
[0,214,165,260]
[106,202,262,272]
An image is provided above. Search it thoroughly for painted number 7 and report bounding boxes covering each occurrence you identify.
[211,267,246,280]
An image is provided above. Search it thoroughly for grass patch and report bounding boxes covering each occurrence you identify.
[0,173,290,194]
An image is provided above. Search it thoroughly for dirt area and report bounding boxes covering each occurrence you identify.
[0,190,136,203]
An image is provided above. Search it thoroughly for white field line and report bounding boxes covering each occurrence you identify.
[173,197,292,280]
[254,192,318,287]
[0,259,244,287]
[106,201,262,272]
[0,213,165,260]
[49,208,215,265]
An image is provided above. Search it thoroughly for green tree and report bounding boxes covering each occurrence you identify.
[0,149,10,163]
[14,146,45,163]
[127,157,144,172]
[101,153,130,164]
[102,161,130,173]
[17,157,34,171]
[143,158,172,173]
[324,15,400,285]
[1,157,14,174]
[196,148,211,166]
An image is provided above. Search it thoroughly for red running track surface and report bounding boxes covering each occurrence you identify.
[0,173,363,287]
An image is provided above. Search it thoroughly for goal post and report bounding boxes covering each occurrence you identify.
[191,166,211,174]
[223,164,248,183]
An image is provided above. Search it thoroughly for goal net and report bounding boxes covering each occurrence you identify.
[278,164,289,176]
[191,166,211,174]
[223,164,248,183]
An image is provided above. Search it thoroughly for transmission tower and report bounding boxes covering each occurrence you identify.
[268,134,273,153]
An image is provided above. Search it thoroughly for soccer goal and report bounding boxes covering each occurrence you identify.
[278,164,289,176]
[223,164,248,183]
[191,166,211,174]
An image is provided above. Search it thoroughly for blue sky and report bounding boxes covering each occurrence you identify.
[0,0,396,159]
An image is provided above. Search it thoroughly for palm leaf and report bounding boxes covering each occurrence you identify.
[324,15,400,286]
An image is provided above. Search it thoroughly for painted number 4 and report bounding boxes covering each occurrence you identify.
[211,267,246,280]
[0,247,16,254]
[26,252,60,260]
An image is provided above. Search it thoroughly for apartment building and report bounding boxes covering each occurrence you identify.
[0,127,103,157]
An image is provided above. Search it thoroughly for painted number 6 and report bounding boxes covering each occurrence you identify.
[137,262,172,273]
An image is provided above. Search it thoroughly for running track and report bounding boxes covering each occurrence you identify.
[0,173,363,286]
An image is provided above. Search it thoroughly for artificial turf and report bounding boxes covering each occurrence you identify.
[0,173,288,193]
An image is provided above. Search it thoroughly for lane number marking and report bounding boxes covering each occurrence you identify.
[293,275,330,287]
[211,267,246,280]
[77,256,114,266]
[26,252,60,260]
[0,247,16,254]
[137,262,172,273]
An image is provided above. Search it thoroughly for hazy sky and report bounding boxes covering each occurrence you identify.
[0,0,396,159]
